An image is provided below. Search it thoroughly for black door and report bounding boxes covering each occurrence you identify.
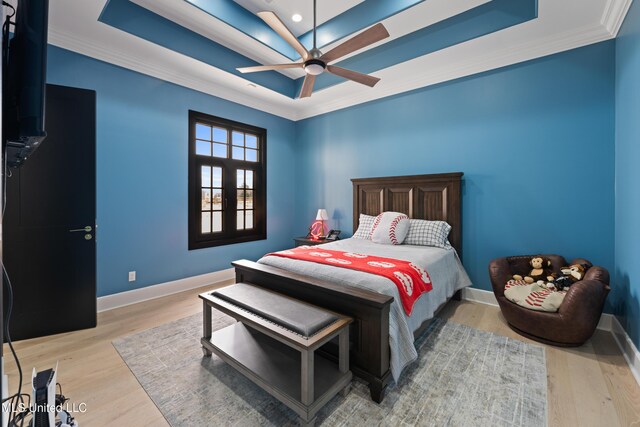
[3,84,96,341]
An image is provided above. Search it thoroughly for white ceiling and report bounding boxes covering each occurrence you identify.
[233,0,364,36]
[47,0,633,121]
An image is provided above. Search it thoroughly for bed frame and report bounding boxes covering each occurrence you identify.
[232,172,464,403]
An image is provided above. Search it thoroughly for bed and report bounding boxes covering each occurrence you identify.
[232,172,470,403]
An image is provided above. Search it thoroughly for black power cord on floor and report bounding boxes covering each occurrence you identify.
[2,262,28,427]
[1,3,24,426]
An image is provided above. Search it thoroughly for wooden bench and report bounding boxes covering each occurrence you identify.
[200,283,353,427]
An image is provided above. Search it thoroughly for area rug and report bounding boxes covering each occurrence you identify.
[113,312,547,426]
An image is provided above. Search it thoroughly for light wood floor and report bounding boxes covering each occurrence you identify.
[3,285,640,426]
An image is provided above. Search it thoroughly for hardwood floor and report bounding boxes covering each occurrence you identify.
[3,285,640,426]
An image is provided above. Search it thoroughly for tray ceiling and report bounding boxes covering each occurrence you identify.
[47,0,632,120]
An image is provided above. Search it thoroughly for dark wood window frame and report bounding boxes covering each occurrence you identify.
[188,110,267,250]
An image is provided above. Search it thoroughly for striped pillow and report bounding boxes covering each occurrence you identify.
[352,214,376,239]
[403,219,452,248]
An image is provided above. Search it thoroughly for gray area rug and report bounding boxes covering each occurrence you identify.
[113,312,547,426]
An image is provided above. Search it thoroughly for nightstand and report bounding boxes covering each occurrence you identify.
[294,237,328,247]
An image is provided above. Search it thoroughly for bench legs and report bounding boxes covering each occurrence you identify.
[338,329,351,397]
[299,416,317,427]
[202,300,213,357]
[301,349,314,405]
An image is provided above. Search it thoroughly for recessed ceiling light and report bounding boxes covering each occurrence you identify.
[291,14,302,22]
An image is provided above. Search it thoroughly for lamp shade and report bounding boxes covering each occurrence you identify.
[316,209,329,221]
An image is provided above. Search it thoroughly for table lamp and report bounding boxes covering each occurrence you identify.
[311,209,329,239]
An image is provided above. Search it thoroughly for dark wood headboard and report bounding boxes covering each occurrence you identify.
[351,172,464,254]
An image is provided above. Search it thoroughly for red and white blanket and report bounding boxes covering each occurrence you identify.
[266,246,433,315]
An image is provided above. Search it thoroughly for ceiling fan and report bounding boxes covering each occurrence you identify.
[237,0,390,98]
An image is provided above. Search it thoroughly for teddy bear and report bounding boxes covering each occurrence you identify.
[545,263,589,291]
[513,256,556,284]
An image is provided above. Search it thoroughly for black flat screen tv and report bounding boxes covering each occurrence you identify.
[3,0,49,168]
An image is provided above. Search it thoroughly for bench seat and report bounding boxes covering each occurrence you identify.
[213,283,338,338]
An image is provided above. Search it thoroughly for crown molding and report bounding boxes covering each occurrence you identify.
[48,27,298,121]
[602,0,634,36]
[293,24,613,120]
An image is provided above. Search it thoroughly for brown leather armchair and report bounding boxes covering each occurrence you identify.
[489,255,610,347]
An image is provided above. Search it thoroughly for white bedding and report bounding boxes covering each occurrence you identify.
[258,238,472,381]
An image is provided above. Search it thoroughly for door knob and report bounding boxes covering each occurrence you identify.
[69,226,92,233]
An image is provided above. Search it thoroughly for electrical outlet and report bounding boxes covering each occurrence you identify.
[128,271,136,282]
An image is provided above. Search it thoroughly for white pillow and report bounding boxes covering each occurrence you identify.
[370,212,410,245]
[403,219,452,248]
[353,214,376,239]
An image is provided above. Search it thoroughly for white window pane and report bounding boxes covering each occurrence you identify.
[246,149,258,162]
[212,167,222,188]
[201,166,211,187]
[245,134,257,149]
[212,189,222,210]
[245,170,253,189]
[201,211,211,233]
[201,189,211,210]
[232,131,244,146]
[237,190,245,209]
[213,127,227,143]
[196,140,211,156]
[237,169,245,188]
[213,143,227,158]
[245,190,253,209]
[212,211,222,232]
[196,123,211,140]
[236,211,245,230]
[246,210,253,229]
[232,146,244,160]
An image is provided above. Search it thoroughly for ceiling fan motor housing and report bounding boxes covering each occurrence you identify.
[304,58,326,75]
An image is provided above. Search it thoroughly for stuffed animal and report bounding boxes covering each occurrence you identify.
[513,256,556,284]
[546,263,589,291]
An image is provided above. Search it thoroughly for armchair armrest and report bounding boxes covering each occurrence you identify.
[583,266,610,285]
[558,279,609,322]
[489,257,512,298]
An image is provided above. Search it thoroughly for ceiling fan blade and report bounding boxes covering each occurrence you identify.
[326,65,380,87]
[258,11,310,61]
[320,23,390,64]
[299,74,316,98]
[237,63,304,73]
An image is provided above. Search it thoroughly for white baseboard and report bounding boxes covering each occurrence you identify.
[461,286,639,387]
[97,268,235,312]
[611,316,640,387]
[461,287,498,307]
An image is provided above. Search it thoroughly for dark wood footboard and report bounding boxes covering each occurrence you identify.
[233,259,394,403]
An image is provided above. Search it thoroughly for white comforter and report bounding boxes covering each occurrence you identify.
[258,238,472,381]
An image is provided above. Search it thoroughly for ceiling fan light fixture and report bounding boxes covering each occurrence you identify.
[304,59,325,75]
[243,2,390,98]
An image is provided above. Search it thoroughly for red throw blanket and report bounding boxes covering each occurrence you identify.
[266,247,433,315]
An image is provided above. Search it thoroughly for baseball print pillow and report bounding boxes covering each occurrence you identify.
[370,212,410,245]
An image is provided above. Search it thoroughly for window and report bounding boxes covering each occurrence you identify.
[188,111,266,249]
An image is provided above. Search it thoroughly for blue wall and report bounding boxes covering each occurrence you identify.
[46,40,620,322]
[295,42,616,311]
[615,0,640,347]
[46,46,297,297]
